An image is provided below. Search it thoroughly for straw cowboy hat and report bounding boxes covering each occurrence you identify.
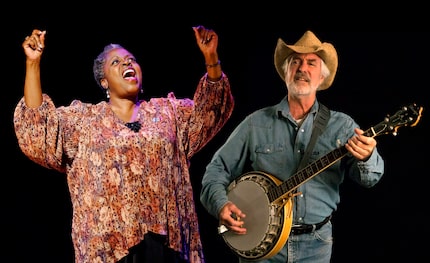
[274,30,338,90]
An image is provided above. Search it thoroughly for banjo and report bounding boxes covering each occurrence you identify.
[220,103,423,260]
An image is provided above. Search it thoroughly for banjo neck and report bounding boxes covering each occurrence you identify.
[268,146,348,203]
[268,102,424,203]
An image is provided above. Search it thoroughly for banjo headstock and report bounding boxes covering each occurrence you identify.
[364,103,424,137]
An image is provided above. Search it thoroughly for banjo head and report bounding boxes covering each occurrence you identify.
[223,172,292,260]
[224,179,271,250]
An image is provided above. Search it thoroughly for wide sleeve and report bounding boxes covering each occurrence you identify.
[171,72,234,159]
[13,94,84,173]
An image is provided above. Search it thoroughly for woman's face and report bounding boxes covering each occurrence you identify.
[101,47,143,100]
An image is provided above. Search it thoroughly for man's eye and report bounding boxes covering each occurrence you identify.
[111,59,119,65]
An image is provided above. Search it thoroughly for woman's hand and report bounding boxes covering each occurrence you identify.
[23,29,46,61]
[192,25,221,80]
[193,25,218,54]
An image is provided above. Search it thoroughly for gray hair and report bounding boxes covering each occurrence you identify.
[283,54,330,88]
[93,43,124,89]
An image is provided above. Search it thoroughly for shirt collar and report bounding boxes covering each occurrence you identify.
[276,97,320,120]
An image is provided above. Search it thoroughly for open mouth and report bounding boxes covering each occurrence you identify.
[123,68,136,79]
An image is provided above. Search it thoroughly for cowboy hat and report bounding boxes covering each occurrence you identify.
[274,30,338,90]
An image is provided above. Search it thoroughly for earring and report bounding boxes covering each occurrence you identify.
[140,88,143,93]
[106,89,110,99]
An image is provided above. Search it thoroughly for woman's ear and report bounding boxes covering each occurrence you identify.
[100,79,108,89]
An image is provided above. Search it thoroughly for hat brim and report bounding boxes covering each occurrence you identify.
[274,38,338,90]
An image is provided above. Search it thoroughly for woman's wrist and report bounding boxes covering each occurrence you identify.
[207,72,223,83]
[205,60,221,68]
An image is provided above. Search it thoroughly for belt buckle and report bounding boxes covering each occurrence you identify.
[291,224,309,235]
[291,223,316,235]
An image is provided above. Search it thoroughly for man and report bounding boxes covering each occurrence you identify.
[200,31,384,262]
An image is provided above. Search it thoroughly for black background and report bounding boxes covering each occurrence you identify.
[3,6,429,263]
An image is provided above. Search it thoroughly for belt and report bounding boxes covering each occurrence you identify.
[290,215,332,235]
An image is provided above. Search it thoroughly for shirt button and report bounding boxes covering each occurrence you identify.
[300,128,305,132]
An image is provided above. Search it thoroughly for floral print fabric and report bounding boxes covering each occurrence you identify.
[14,73,234,263]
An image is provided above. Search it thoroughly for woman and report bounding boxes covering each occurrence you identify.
[14,26,234,263]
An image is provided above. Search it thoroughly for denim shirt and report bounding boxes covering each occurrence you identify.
[200,97,384,224]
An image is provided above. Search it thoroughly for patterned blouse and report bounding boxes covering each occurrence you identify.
[14,73,234,263]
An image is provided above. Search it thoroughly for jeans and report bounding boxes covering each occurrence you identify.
[239,221,333,263]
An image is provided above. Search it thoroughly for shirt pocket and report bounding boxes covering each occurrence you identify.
[254,143,286,169]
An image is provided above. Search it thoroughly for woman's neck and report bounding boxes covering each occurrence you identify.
[109,99,139,123]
